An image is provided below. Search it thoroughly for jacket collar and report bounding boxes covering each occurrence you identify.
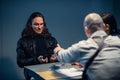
[90,30,108,38]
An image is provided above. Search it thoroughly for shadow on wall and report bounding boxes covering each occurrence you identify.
[0,57,25,80]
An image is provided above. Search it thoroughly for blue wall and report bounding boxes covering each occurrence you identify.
[0,0,120,80]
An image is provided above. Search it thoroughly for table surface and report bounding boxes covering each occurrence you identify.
[24,62,83,80]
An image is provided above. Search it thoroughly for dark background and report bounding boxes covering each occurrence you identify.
[0,0,120,80]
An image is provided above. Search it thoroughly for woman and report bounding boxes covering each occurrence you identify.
[16,12,58,68]
[101,12,120,35]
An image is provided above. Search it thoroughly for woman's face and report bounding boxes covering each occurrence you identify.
[32,17,44,34]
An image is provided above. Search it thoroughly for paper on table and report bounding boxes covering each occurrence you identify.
[55,68,83,77]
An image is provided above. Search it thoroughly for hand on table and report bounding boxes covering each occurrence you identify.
[37,56,48,63]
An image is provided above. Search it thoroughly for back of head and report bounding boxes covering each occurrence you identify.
[100,13,118,35]
[84,13,105,33]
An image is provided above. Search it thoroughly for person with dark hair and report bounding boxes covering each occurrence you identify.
[101,12,120,35]
[54,13,120,80]
[16,12,58,68]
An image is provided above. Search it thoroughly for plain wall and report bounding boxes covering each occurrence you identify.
[0,0,120,80]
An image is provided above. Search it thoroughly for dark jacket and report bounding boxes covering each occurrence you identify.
[16,35,58,68]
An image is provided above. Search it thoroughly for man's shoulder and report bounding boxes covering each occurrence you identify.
[106,35,120,45]
[108,35,120,39]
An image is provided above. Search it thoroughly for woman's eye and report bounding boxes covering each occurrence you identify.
[34,23,39,26]
[34,23,44,26]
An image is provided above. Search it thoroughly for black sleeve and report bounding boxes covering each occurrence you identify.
[48,36,58,48]
[45,37,58,59]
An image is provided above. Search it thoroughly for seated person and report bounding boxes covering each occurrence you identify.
[16,12,58,80]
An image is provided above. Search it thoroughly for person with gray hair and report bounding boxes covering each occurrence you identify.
[54,13,120,80]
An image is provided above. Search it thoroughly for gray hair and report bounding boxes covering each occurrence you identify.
[84,13,105,33]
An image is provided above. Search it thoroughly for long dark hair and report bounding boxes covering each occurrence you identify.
[101,12,120,35]
[22,12,51,37]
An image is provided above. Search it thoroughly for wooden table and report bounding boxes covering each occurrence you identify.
[24,62,83,80]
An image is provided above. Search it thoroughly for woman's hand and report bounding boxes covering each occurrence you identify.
[50,54,58,62]
[37,56,48,63]
[72,62,83,68]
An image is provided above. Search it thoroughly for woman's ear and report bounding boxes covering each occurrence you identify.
[104,24,110,35]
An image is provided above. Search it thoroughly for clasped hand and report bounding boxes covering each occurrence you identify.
[50,54,58,62]
[37,56,48,63]
[37,54,57,63]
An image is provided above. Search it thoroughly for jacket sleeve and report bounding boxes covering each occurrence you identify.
[50,37,58,48]
[46,37,58,53]
[16,39,40,68]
